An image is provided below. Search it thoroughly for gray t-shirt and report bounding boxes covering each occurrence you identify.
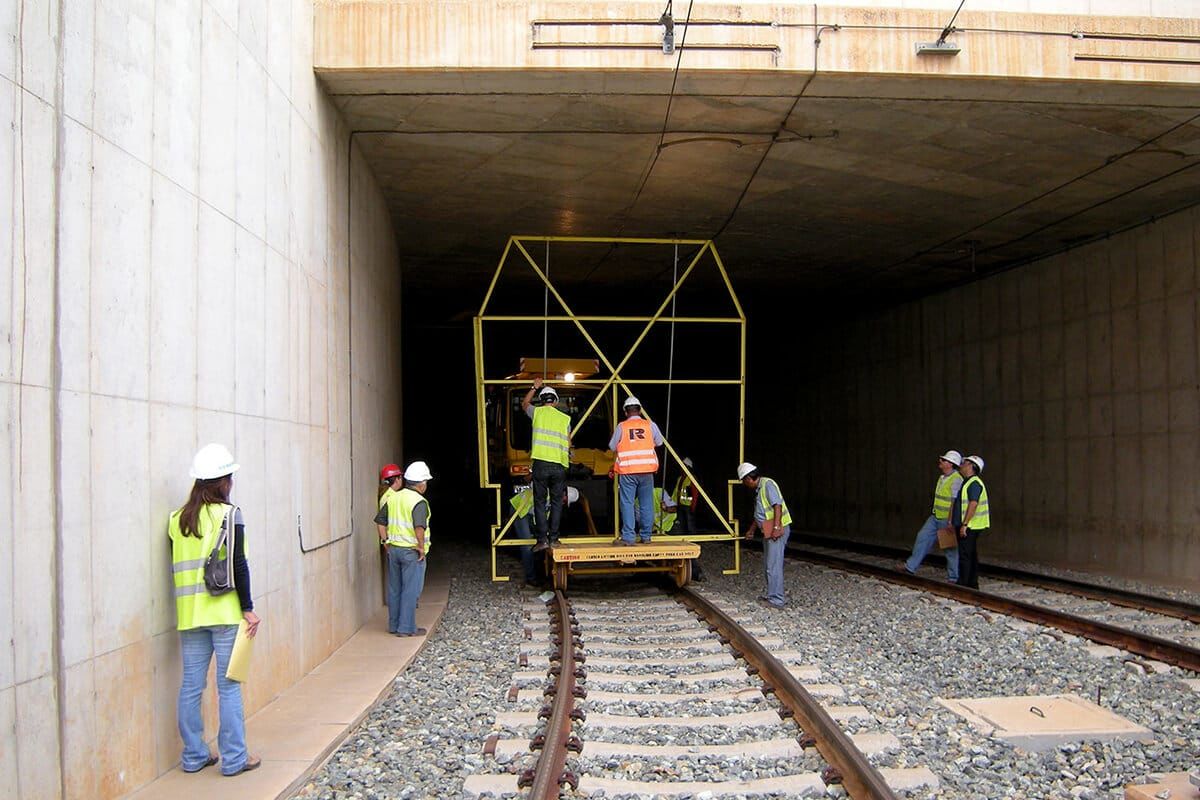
[754,478,785,523]
[374,493,430,528]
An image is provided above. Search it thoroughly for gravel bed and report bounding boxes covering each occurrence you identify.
[584,675,760,693]
[586,697,767,717]
[579,722,800,747]
[294,543,527,800]
[575,752,827,783]
[692,544,1200,800]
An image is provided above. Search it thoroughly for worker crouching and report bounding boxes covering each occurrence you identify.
[738,462,792,609]
[376,461,433,636]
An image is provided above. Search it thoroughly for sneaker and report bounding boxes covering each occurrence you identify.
[757,598,785,610]
[532,541,549,553]
[618,539,637,547]
[639,538,652,544]
[398,627,428,637]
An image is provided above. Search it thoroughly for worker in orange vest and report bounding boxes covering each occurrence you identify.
[608,395,664,545]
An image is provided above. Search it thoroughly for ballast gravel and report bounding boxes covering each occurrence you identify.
[294,540,1197,799]
[695,544,1199,800]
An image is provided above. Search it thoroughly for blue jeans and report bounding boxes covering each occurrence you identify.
[513,514,537,583]
[386,546,427,634]
[762,526,791,606]
[179,625,247,775]
[905,514,959,580]
[618,473,655,543]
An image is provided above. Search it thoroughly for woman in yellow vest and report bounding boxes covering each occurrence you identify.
[168,444,261,777]
[954,455,991,589]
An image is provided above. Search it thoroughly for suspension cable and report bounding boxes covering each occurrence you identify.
[661,244,679,491]
[542,240,550,378]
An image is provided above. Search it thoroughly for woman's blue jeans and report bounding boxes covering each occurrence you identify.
[178,625,247,775]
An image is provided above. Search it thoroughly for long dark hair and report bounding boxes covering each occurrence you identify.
[179,475,232,537]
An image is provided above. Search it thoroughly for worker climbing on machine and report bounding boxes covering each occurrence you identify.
[954,455,990,589]
[609,395,664,545]
[739,462,791,609]
[375,461,433,636]
[523,377,572,552]
[511,483,581,585]
[900,450,963,581]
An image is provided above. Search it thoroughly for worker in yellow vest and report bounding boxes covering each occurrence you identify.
[523,377,572,552]
[672,456,699,535]
[610,396,664,544]
[954,455,990,589]
[375,461,433,636]
[901,450,963,581]
[511,484,580,585]
[738,462,792,609]
[168,443,261,777]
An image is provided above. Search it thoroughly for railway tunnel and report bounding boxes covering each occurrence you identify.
[2,0,1199,797]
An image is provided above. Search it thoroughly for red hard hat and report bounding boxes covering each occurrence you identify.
[379,463,402,482]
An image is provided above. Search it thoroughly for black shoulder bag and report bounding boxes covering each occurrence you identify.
[203,505,239,595]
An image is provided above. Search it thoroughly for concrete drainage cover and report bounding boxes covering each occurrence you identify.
[937,693,1153,751]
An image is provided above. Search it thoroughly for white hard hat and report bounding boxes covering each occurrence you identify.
[736,462,757,480]
[682,457,694,468]
[623,395,641,408]
[404,461,433,482]
[190,443,240,480]
[965,455,985,472]
[940,450,963,466]
[539,386,558,401]
[566,486,580,504]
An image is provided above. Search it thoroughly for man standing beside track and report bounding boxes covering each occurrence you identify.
[523,377,572,552]
[738,462,791,609]
[610,395,664,545]
[954,455,990,589]
[900,450,963,581]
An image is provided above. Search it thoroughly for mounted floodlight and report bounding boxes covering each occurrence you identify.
[916,40,961,56]
[660,11,675,54]
[917,0,965,56]
[564,371,576,383]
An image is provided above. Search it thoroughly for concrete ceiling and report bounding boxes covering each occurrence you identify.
[324,70,1200,300]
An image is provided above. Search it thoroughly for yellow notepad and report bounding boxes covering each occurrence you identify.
[225,620,255,683]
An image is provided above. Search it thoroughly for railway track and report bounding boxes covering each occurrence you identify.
[800,534,1200,623]
[785,542,1200,673]
[465,584,940,798]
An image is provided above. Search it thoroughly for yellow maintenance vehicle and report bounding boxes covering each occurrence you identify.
[484,356,614,486]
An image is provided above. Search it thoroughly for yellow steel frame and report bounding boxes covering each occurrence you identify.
[475,236,746,581]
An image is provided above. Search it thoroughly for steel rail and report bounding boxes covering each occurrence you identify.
[790,548,1200,673]
[797,534,1200,623]
[524,590,579,799]
[674,587,901,800]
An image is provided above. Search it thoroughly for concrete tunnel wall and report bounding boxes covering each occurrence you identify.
[1,1,403,798]
[756,206,1199,586]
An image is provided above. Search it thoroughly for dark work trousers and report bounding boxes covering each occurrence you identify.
[531,460,566,543]
[956,527,986,589]
[678,506,697,535]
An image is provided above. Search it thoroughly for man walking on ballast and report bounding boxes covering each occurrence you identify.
[900,450,963,582]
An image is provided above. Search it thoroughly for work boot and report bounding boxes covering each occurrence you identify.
[532,540,549,553]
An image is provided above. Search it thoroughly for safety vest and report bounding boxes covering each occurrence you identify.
[530,406,571,467]
[614,417,658,474]
[960,475,990,530]
[672,475,694,506]
[384,487,432,553]
[633,488,677,533]
[931,473,960,520]
[757,478,793,527]
[168,503,243,631]
[510,490,534,519]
